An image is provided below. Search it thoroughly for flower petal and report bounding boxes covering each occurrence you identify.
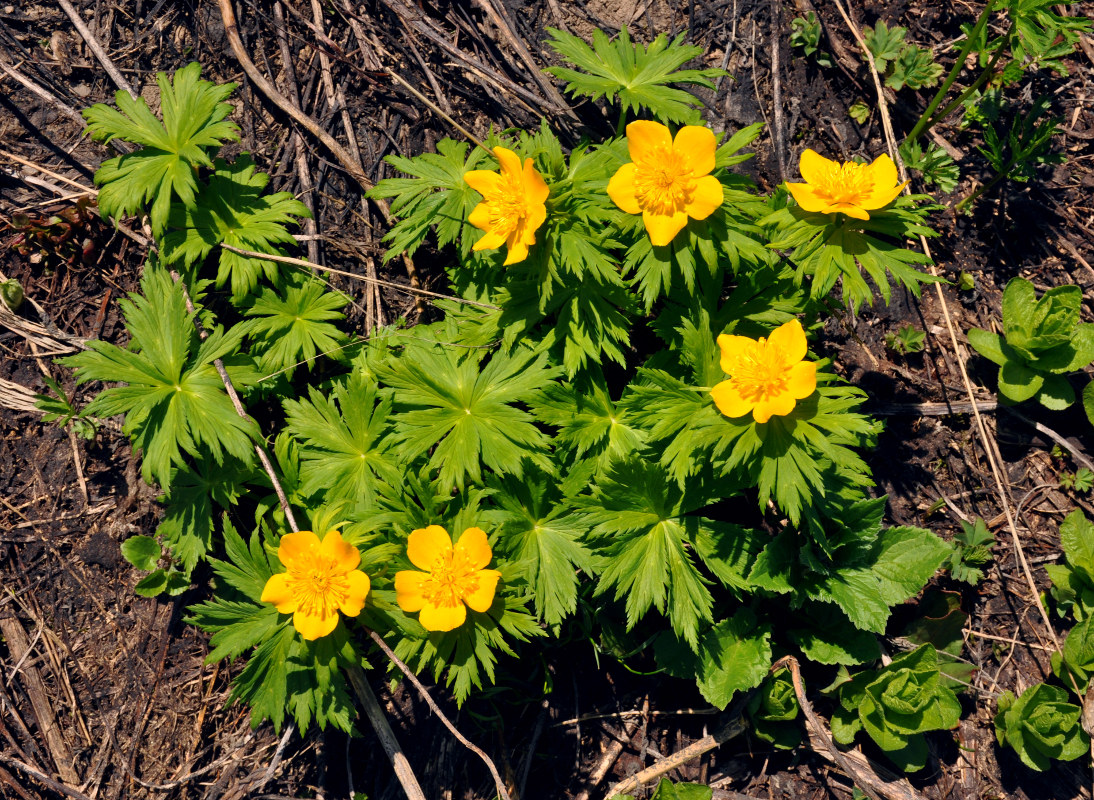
[607,163,642,215]
[454,527,493,570]
[395,570,429,612]
[828,202,871,221]
[673,126,716,176]
[786,182,835,214]
[260,573,298,615]
[493,146,523,178]
[798,148,835,184]
[464,569,501,612]
[863,179,909,212]
[865,153,898,193]
[468,202,492,232]
[407,525,452,571]
[766,319,808,364]
[752,392,797,424]
[319,529,360,573]
[419,601,466,632]
[503,238,529,265]
[339,570,371,617]
[642,209,688,247]
[293,609,338,641]
[711,380,753,419]
[277,530,321,570]
[523,158,549,204]
[524,202,547,240]
[787,360,817,400]
[472,229,508,252]
[626,120,672,163]
[684,175,724,220]
[716,333,755,375]
[463,169,503,196]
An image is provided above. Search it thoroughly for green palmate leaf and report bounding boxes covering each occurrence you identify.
[582,458,716,650]
[157,455,245,574]
[491,469,595,626]
[283,373,402,512]
[187,599,283,663]
[995,683,1090,771]
[886,45,943,91]
[161,156,310,300]
[694,608,772,709]
[83,62,239,235]
[121,535,161,571]
[1007,0,1091,75]
[863,20,906,74]
[241,277,349,376]
[378,341,558,491]
[231,625,295,731]
[531,375,645,470]
[368,138,488,262]
[545,27,721,125]
[285,634,359,733]
[63,268,259,488]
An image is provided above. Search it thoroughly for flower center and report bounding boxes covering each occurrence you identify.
[729,338,790,402]
[287,557,350,617]
[486,176,528,234]
[633,148,694,215]
[814,161,874,205]
[422,552,479,609]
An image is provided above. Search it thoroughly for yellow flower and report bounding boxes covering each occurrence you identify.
[464,146,549,265]
[607,120,724,247]
[711,319,817,424]
[785,149,908,221]
[260,529,371,641]
[395,525,502,632]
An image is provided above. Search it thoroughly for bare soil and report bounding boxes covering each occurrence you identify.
[2,1,1094,799]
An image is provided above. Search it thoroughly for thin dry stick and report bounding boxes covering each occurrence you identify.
[56,0,135,97]
[0,59,86,124]
[574,716,642,800]
[769,0,787,182]
[605,715,749,798]
[365,629,512,800]
[219,243,499,309]
[215,0,374,192]
[0,148,96,195]
[830,0,1061,654]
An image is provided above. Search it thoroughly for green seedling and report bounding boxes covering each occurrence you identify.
[1059,468,1094,493]
[946,517,993,584]
[790,13,833,67]
[995,683,1089,771]
[966,277,1094,409]
[885,324,926,356]
[1046,510,1094,622]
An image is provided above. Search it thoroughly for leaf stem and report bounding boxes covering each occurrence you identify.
[906,0,1000,142]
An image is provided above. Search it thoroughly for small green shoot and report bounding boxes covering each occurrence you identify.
[35,375,97,440]
[885,324,926,356]
[899,139,959,194]
[1059,468,1094,493]
[946,517,993,584]
[790,13,833,67]
[995,683,1089,771]
[848,100,871,125]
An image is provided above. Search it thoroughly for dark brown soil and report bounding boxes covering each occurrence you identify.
[2,1,1094,799]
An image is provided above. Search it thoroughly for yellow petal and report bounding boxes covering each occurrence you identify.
[787,360,817,400]
[419,601,466,632]
[293,609,338,640]
[716,333,756,375]
[468,202,492,232]
[642,209,688,247]
[319,529,360,573]
[463,169,503,196]
[493,146,523,179]
[711,380,753,419]
[464,569,501,612]
[339,570,371,617]
[766,319,807,364]
[503,238,529,265]
[752,392,797,424]
[684,175,724,221]
[277,530,321,569]
[523,158,549,204]
[524,202,547,239]
[260,572,298,614]
[786,182,836,214]
[626,120,672,163]
[454,527,493,570]
[472,230,508,252]
[798,148,835,184]
[395,570,429,612]
[673,126,716,176]
[863,179,909,212]
[829,202,871,221]
[865,153,898,193]
[407,525,452,570]
[607,163,642,215]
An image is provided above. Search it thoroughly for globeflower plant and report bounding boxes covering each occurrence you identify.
[785,149,908,220]
[711,319,817,423]
[395,526,502,632]
[607,120,723,246]
[464,145,549,264]
[260,529,371,641]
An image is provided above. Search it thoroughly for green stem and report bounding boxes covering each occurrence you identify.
[920,32,1012,133]
[954,162,1012,212]
[615,106,627,137]
[906,0,1000,142]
